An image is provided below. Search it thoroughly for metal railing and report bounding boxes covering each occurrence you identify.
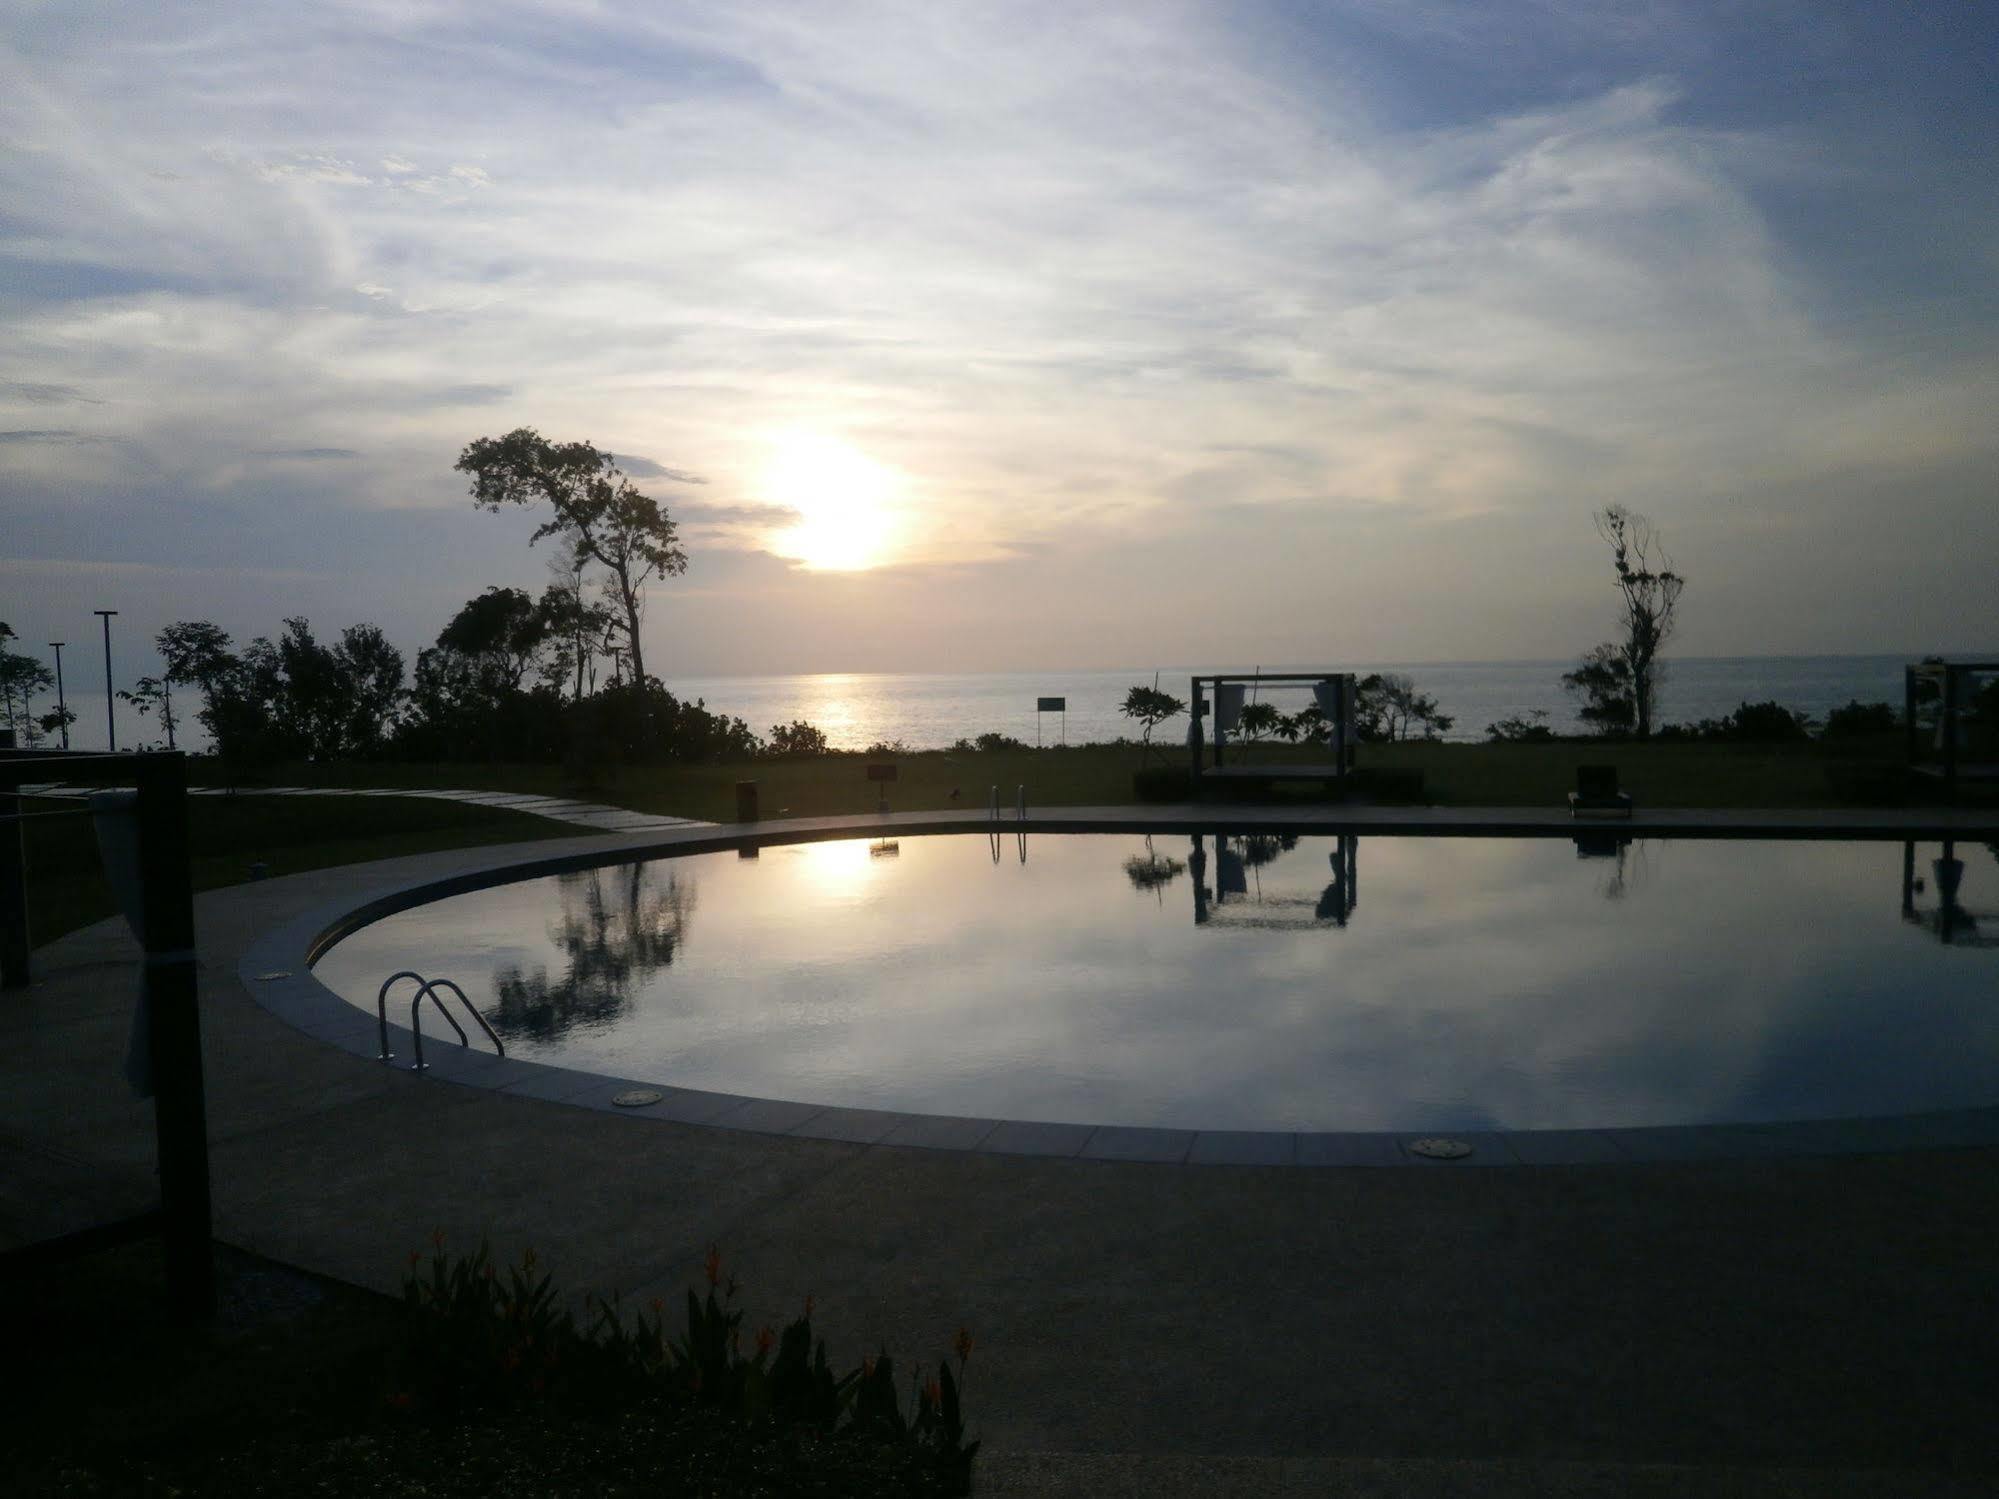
[376,970,505,1071]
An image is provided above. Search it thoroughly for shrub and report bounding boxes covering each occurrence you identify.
[1486,709,1555,742]
[1823,700,1899,739]
[767,719,831,756]
[394,1238,978,1492]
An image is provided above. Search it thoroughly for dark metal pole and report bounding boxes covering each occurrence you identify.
[0,762,27,989]
[134,753,214,1318]
[49,643,69,750]
[1904,666,1917,770]
[1941,666,1958,800]
[95,610,118,752]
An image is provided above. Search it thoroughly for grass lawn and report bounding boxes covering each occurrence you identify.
[21,792,570,946]
[187,733,1925,823]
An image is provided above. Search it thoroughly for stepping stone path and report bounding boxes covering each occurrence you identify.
[17,783,708,835]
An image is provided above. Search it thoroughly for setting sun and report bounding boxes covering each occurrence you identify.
[760,432,901,571]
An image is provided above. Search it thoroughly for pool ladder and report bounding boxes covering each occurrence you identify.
[989,784,1028,863]
[376,970,505,1072]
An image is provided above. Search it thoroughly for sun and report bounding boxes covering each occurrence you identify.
[760,432,901,571]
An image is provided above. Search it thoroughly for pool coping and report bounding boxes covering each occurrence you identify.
[239,806,1999,1169]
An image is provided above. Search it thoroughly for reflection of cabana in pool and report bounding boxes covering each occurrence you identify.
[1900,840,1998,949]
[1188,673,1358,794]
[1905,659,1999,799]
[1188,832,1358,929]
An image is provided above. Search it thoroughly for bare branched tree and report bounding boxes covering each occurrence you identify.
[1593,505,1684,740]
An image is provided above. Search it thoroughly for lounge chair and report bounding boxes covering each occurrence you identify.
[1569,764,1632,819]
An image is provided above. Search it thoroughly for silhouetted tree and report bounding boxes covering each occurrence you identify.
[117,676,178,749]
[539,544,617,700]
[457,429,690,708]
[1120,682,1185,763]
[1562,644,1634,735]
[0,624,54,744]
[1354,673,1454,741]
[1581,505,1683,740]
[157,621,236,750]
[768,720,831,756]
[437,587,549,693]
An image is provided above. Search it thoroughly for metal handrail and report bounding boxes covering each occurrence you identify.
[376,969,505,1070]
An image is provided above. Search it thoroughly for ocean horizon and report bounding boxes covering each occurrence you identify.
[660,653,1946,752]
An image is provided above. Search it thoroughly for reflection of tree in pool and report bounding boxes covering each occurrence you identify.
[1122,836,1187,902]
[490,863,696,1041]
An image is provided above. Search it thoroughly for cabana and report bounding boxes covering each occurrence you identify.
[1188,672,1357,795]
[1904,659,1999,798]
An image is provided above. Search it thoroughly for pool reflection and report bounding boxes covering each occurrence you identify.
[1190,832,1357,928]
[489,863,696,1042]
[313,833,1999,1132]
[1901,839,1999,949]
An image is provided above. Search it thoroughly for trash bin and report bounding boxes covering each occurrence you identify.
[734,780,759,822]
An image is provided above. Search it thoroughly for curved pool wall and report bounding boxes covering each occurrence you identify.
[241,811,1999,1168]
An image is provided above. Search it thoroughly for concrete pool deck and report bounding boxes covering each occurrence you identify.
[8,804,1999,1494]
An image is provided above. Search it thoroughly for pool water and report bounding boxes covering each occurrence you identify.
[311,833,1999,1132]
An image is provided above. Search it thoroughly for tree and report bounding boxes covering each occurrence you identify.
[0,624,55,744]
[1561,643,1634,735]
[158,621,238,751]
[1120,682,1185,763]
[457,429,689,706]
[1354,673,1454,741]
[437,587,550,695]
[767,720,830,756]
[538,544,617,701]
[1581,505,1684,740]
[1237,701,1283,747]
[118,676,179,749]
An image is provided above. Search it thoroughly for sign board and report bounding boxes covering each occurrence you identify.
[1036,696,1066,712]
[866,762,898,782]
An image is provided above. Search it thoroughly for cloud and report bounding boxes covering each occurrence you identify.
[0,381,100,404]
[254,447,360,460]
[0,428,107,444]
[615,454,706,482]
[0,1,1993,673]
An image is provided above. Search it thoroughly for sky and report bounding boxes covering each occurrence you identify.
[3,0,1996,702]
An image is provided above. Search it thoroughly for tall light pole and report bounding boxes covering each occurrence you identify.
[47,641,69,750]
[95,610,118,751]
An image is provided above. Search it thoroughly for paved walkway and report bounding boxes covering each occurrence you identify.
[8,808,1999,1494]
[19,782,707,836]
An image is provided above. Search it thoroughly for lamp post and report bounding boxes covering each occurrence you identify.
[47,641,69,750]
[95,610,118,751]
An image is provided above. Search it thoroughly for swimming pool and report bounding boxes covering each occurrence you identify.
[309,831,1998,1134]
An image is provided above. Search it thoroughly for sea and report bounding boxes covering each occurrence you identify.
[661,655,1923,752]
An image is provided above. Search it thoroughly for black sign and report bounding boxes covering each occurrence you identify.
[866,763,898,782]
[1037,696,1066,712]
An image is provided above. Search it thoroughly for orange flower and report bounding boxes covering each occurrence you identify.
[703,1245,722,1287]
[923,1375,942,1408]
[386,1390,414,1411]
[430,1227,445,1251]
[407,1249,422,1270]
[862,1355,875,1379]
[953,1327,974,1363]
[755,1325,775,1356]
[649,1296,665,1317]
[522,1246,537,1271]
[804,1293,815,1320]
